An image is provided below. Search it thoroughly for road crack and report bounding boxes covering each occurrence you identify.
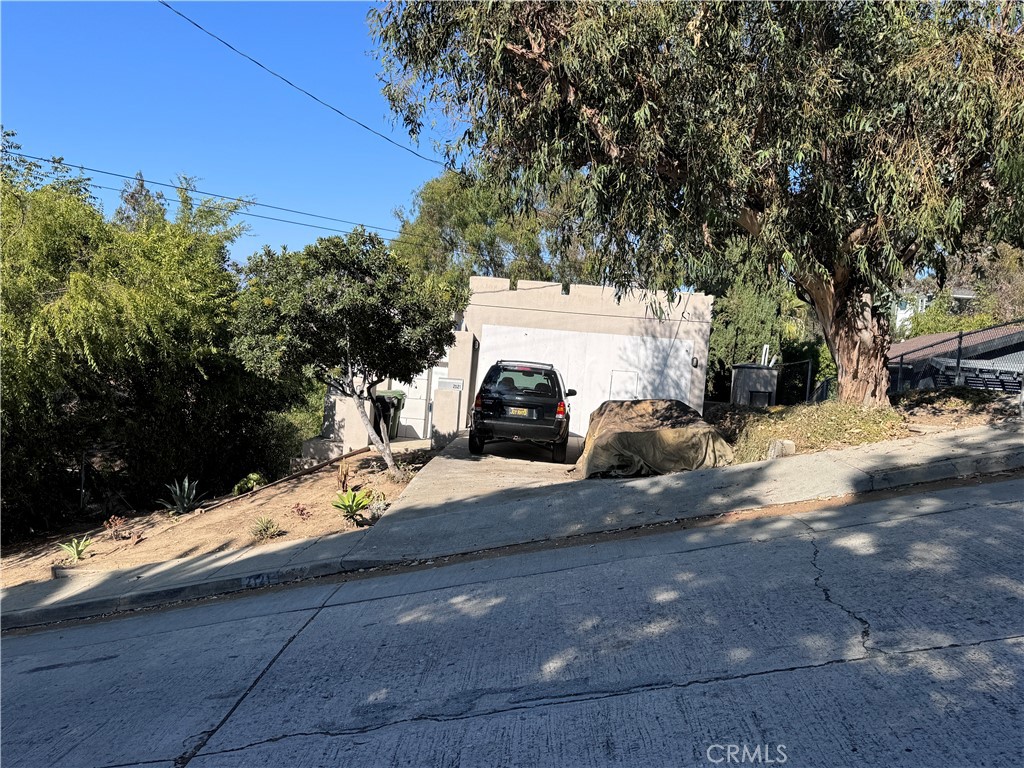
[181,634,1022,761]
[792,518,887,657]
[170,593,334,767]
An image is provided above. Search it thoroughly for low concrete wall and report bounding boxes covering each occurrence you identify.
[431,389,462,449]
[301,386,373,465]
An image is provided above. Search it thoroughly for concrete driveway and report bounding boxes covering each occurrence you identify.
[405,432,585,507]
[347,422,1024,565]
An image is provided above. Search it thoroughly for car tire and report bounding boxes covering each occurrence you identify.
[551,438,567,464]
[469,432,485,455]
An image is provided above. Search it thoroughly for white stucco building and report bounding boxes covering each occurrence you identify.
[303,276,714,460]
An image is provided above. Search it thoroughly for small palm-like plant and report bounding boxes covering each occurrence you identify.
[57,537,93,563]
[332,489,371,522]
[158,477,205,516]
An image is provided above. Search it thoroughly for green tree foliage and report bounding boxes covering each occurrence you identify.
[1,135,310,538]
[979,243,1024,322]
[372,1,1024,405]
[704,240,826,401]
[392,168,602,287]
[231,231,469,475]
[393,169,546,283]
[897,241,1024,340]
[906,291,995,338]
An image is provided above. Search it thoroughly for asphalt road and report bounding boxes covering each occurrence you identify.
[2,479,1021,768]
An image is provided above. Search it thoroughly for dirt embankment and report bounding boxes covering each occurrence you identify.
[2,449,435,589]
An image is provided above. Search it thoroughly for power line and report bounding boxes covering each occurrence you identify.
[88,183,363,238]
[6,149,500,263]
[91,182,478,263]
[157,1,447,169]
[7,150,403,236]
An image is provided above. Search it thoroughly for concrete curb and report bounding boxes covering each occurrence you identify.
[3,423,1021,631]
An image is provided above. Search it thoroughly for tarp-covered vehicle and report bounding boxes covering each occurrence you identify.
[576,399,733,478]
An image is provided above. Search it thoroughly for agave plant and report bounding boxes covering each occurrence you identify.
[249,516,281,543]
[158,476,205,516]
[57,537,93,563]
[332,489,372,522]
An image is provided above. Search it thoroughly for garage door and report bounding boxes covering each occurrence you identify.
[478,325,692,434]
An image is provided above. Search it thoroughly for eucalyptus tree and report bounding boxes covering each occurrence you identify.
[393,168,604,287]
[393,169,548,283]
[372,1,1023,404]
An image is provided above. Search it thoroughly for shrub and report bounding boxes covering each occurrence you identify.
[232,472,268,496]
[366,501,388,525]
[291,502,311,521]
[249,516,281,543]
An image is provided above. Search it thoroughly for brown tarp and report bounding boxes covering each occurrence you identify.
[576,399,734,478]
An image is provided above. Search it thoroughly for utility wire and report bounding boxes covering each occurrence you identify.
[157,1,447,169]
[91,181,480,263]
[8,150,403,235]
[6,150,493,262]
[88,183,363,238]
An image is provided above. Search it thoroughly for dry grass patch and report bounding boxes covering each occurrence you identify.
[731,402,908,463]
[893,386,1020,426]
[708,401,909,464]
[705,387,1020,465]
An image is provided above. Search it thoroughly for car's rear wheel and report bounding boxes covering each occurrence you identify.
[551,438,567,464]
[469,432,485,455]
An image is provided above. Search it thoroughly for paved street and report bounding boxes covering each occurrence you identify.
[3,478,1022,768]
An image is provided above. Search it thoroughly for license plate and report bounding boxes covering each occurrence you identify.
[508,407,529,417]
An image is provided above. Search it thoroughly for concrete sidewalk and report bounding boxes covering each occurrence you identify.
[3,421,1021,630]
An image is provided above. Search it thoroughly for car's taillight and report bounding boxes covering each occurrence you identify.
[474,393,483,410]
[555,401,566,419]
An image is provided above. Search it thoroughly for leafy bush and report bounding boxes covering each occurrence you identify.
[249,516,281,543]
[232,472,268,496]
[366,501,388,525]
[291,503,311,521]
[0,139,318,542]
[57,537,92,563]
[158,477,205,516]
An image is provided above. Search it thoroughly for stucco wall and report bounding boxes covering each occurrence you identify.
[456,277,714,431]
[309,279,714,457]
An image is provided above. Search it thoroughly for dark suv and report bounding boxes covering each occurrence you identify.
[470,361,577,462]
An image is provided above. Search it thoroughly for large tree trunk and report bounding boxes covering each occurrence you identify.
[800,274,892,406]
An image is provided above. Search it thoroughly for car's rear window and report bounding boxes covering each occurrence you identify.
[483,366,560,398]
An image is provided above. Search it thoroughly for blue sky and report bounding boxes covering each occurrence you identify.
[1,1,447,261]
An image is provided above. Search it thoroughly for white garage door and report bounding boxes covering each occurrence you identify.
[478,325,692,435]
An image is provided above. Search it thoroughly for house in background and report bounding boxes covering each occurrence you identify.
[887,321,1024,394]
[303,276,714,460]
[894,286,978,333]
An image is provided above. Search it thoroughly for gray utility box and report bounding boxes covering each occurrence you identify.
[731,364,779,407]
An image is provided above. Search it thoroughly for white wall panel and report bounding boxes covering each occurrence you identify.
[478,325,693,435]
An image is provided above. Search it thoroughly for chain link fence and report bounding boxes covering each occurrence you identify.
[887,319,1024,395]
